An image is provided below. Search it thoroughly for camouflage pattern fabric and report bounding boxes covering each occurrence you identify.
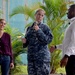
[23,22,53,75]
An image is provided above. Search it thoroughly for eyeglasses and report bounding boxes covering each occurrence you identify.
[0,21,6,25]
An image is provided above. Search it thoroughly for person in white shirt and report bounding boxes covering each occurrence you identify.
[50,4,75,75]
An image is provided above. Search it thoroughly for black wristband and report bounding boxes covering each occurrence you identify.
[64,54,69,58]
[55,45,57,49]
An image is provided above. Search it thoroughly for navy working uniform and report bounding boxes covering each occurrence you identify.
[23,22,53,75]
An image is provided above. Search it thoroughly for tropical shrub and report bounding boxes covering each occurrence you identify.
[4,24,27,74]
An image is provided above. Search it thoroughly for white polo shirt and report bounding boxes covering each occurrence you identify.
[56,17,75,57]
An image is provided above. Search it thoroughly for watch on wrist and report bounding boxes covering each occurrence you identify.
[55,45,57,49]
[64,54,69,58]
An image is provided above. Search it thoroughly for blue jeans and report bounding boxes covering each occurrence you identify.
[0,55,10,75]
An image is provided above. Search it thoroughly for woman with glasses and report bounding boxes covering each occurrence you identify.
[0,19,14,75]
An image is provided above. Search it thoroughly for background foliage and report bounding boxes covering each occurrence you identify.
[0,0,74,74]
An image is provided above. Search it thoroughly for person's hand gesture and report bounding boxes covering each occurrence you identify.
[10,63,14,69]
[33,24,39,31]
[22,38,27,43]
[60,56,68,67]
[50,46,56,53]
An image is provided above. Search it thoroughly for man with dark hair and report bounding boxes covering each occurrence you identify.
[50,4,75,75]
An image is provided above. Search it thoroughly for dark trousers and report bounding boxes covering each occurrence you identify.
[0,55,10,75]
[66,55,75,75]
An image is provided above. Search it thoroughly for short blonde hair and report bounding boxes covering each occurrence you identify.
[35,8,45,15]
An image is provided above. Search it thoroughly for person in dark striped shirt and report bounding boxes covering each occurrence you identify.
[0,19,14,75]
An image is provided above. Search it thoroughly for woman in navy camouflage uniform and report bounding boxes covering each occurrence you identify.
[22,9,53,75]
